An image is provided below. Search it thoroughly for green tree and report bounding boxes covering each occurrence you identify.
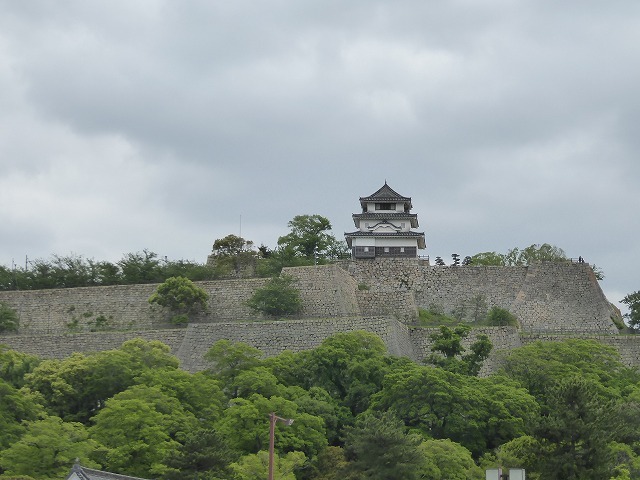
[370,366,538,458]
[210,234,261,276]
[304,331,402,414]
[418,438,483,479]
[162,428,236,480]
[230,366,281,399]
[306,446,355,480]
[161,259,220,282]
[0,379,44,450]
[485,306,518,326]
[470,252,507,266]
[513,243,567,265]
[621,291,640,331]
[119,249,164,284]
[0,265,17,290]
[90,385,199,477]
[204,339,263,389]
[0,302,19,333]
[24,351,136,423]
[277,215,347,261]
[343,410,425,480]
[609,442,640,480]
[0,416,101,479]
[535,377,617,479]
[246,275,302,317]
[490,435,543,479]
[215,394,327,458]
[497,339,634,401]
[472,244,567,266]
[230,450,306,480]
[149,276,209,324]
[277,385,352,446]
[425,325,492,376]
[135,369,226,426]
[0,347,40,388]
[468,294,488,323]
[255,245,310,277]
[24,339,180,423]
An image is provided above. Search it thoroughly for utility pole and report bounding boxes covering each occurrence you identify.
[268,412,294,480]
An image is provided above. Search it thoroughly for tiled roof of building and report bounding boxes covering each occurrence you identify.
[345,230,425,237]
[359,182,411,206]
[344,230,426,248]
[352,213,418,228]
[67,462,152,480]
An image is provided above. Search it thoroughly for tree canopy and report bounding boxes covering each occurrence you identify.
[621,291,640,331]
[148,276,209,324]
[1,333,639,479]
[471,243,568,266]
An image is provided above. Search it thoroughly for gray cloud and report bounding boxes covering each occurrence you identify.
[1,0,638,311]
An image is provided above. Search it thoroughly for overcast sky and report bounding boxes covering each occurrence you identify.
[1,1,638,312]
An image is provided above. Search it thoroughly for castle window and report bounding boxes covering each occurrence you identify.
[400,247,405,253]
[375,203,394,210]
[384,247,389,253]
[364,247,369,252]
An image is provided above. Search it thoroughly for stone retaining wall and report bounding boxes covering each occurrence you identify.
[346,259,618,333]
[3,320,640,375]
[0,259,626,372]
[283,265,360,317]
[0,317,418,372]
[0,279,270,333]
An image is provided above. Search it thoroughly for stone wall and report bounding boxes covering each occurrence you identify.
[0,259,628,374]
[283,265,360,317]
[0,317,418,373]
[0,279,269,333]
[7,321,619,377]
[510,263,618,333]
[0,330,187,361]
[346,259,618,333]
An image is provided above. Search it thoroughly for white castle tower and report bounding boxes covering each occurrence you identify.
[345,182,426,259]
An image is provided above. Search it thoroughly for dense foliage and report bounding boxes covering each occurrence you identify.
[0,303,19,333]
[621,291,640,332]
[0,214,349,291]
[148,276,209,324]
[2,333,640,479]
[246,275,303,317]
[471,243,569,266]
[470,243,605,280]
[0,250,221,291]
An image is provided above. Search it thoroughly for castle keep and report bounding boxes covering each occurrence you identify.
[0,184,633,373]
[345,183,426,259]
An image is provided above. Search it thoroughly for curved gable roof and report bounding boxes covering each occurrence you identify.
[359,182,411,206]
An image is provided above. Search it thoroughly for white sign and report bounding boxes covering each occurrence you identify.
[509,469,525,480]
[486,469,501,480]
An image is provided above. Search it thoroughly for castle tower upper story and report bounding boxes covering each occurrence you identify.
[345,182,426,259]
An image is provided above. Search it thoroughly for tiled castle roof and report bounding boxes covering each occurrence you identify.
[352,212,418,228]
[345,230,426,248]
[359,182,412,208]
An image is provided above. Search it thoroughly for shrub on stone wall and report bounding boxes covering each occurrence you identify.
[417,305,458,327]
[246,275,302,317]
[0,301,19,333]
[149,276,209,324]
[484,306,518,327]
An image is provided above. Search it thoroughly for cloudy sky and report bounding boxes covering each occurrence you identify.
[1,1,638,311]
